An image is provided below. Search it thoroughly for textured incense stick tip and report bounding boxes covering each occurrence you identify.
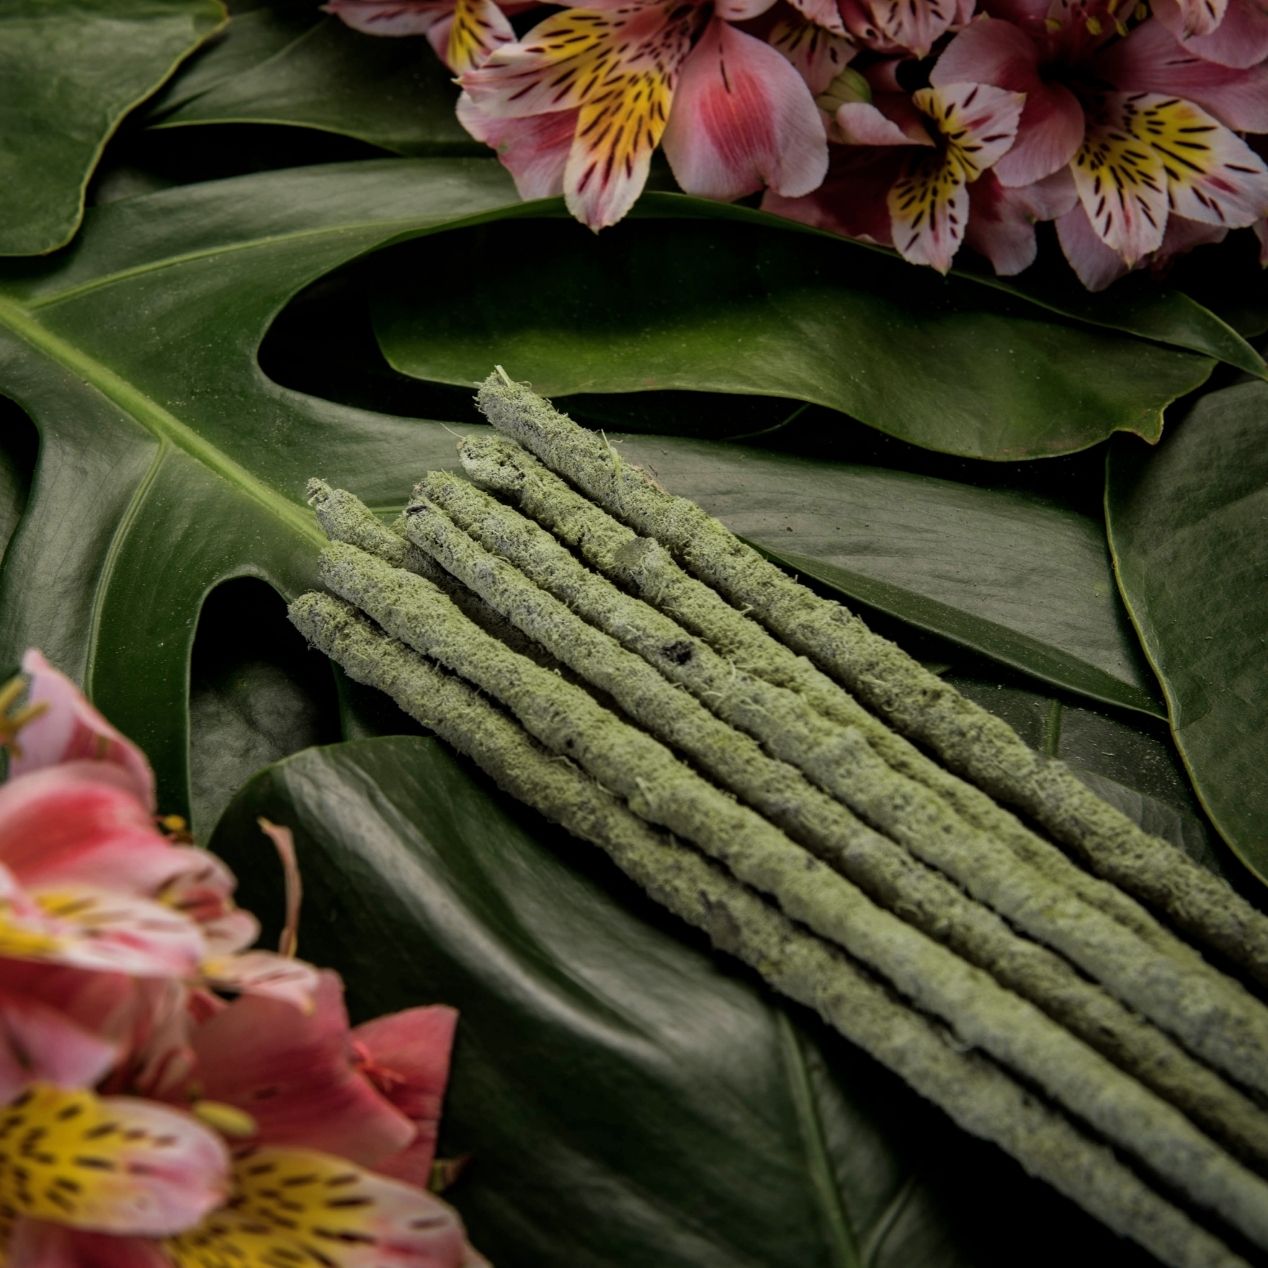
[306,478,438,576]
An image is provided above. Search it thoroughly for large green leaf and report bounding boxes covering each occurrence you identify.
[209,735,1161,1268]
[146,2,477,154]
[371,217,1217,459]
[0,159,523,816]
[0,158,1167,825]
[0,0,226,256]
[1106,381,1268,885]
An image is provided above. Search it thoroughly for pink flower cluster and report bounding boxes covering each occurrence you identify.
[0,650,485,1266]
[330,0,1268,287]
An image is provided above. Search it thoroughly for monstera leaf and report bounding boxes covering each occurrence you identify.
[0,0,226,256]
[0,159,1174,825]
[209,734,1164,1268]
[145,0,476,155]
[369,214,1235,460]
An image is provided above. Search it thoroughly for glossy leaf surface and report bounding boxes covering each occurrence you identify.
[146,1,476,154]
[1107,382,1268,883]
[371,217,1217,459]
[0,0,226,256]
[210,735,1163,1268]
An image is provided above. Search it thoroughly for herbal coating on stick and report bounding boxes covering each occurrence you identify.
[306,477,570,678]
[314,539,1268,1249]
[421,467,1268,1167]
[450,440,1268,1106]
[458,433,1204,975]
[474,371,1268,984]
[288,591,1252,1268]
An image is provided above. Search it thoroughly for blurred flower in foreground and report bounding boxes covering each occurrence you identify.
[0,649,485,1266]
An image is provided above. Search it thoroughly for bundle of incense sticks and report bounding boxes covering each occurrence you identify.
[290,368,1268,1268]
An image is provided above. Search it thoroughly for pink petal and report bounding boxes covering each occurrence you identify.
[462,2,699,227]
[1099,20,1268,131]
[979,0,1052,26]
[715,0,780,18]
[462,4,697,119]
[438,0,517,73]
[201,949,322,1010]
[887,83,1025,273]
[1157,107,1268,228]
[456,93,574,198]
[108,978,201,1100]
[12,651,155,810]
[352,1005,458,1185]
[662,21,829,202]
[1151,0,1268,64]
[0,982,123,1101]
[918,81,1025,176]
[889,156,972,272]
[932,23,1085,185]
[8,1222,173,1267]
[1070,94,1170,264]
[0,1084,229,1236]
[3,889,206,978]
[783,0,846,34]
[1159,0,1230,37]
[1056,201,1133,289]
[834,100,934,146]
[0,766,243,952]
[166,1147,482,1267]
[762,147,903,243]
[1152,213,1230,266]
[844,0,962,55]
[965,168,1077,274]
[993,81,1084,187]
[930,15,1041,92]
[768,12,854,93]
[323,0,448,36]
[190,972,416,1165]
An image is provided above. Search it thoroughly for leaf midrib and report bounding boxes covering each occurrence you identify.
[777,1012,861,1268]
[0,293,321,545]
[18,215,428,310]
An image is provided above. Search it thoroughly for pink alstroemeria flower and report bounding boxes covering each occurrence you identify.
[0,1082,231,1257]
[144,972,478,1266]
[5,648,155,807]
[931,1,1268,285]
[766,77,1025,271]
[1151,0,1268,69]
[326,0,527,72]
[837,0,976,57]
[459,0,830,228]
[0,653,486,1266]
